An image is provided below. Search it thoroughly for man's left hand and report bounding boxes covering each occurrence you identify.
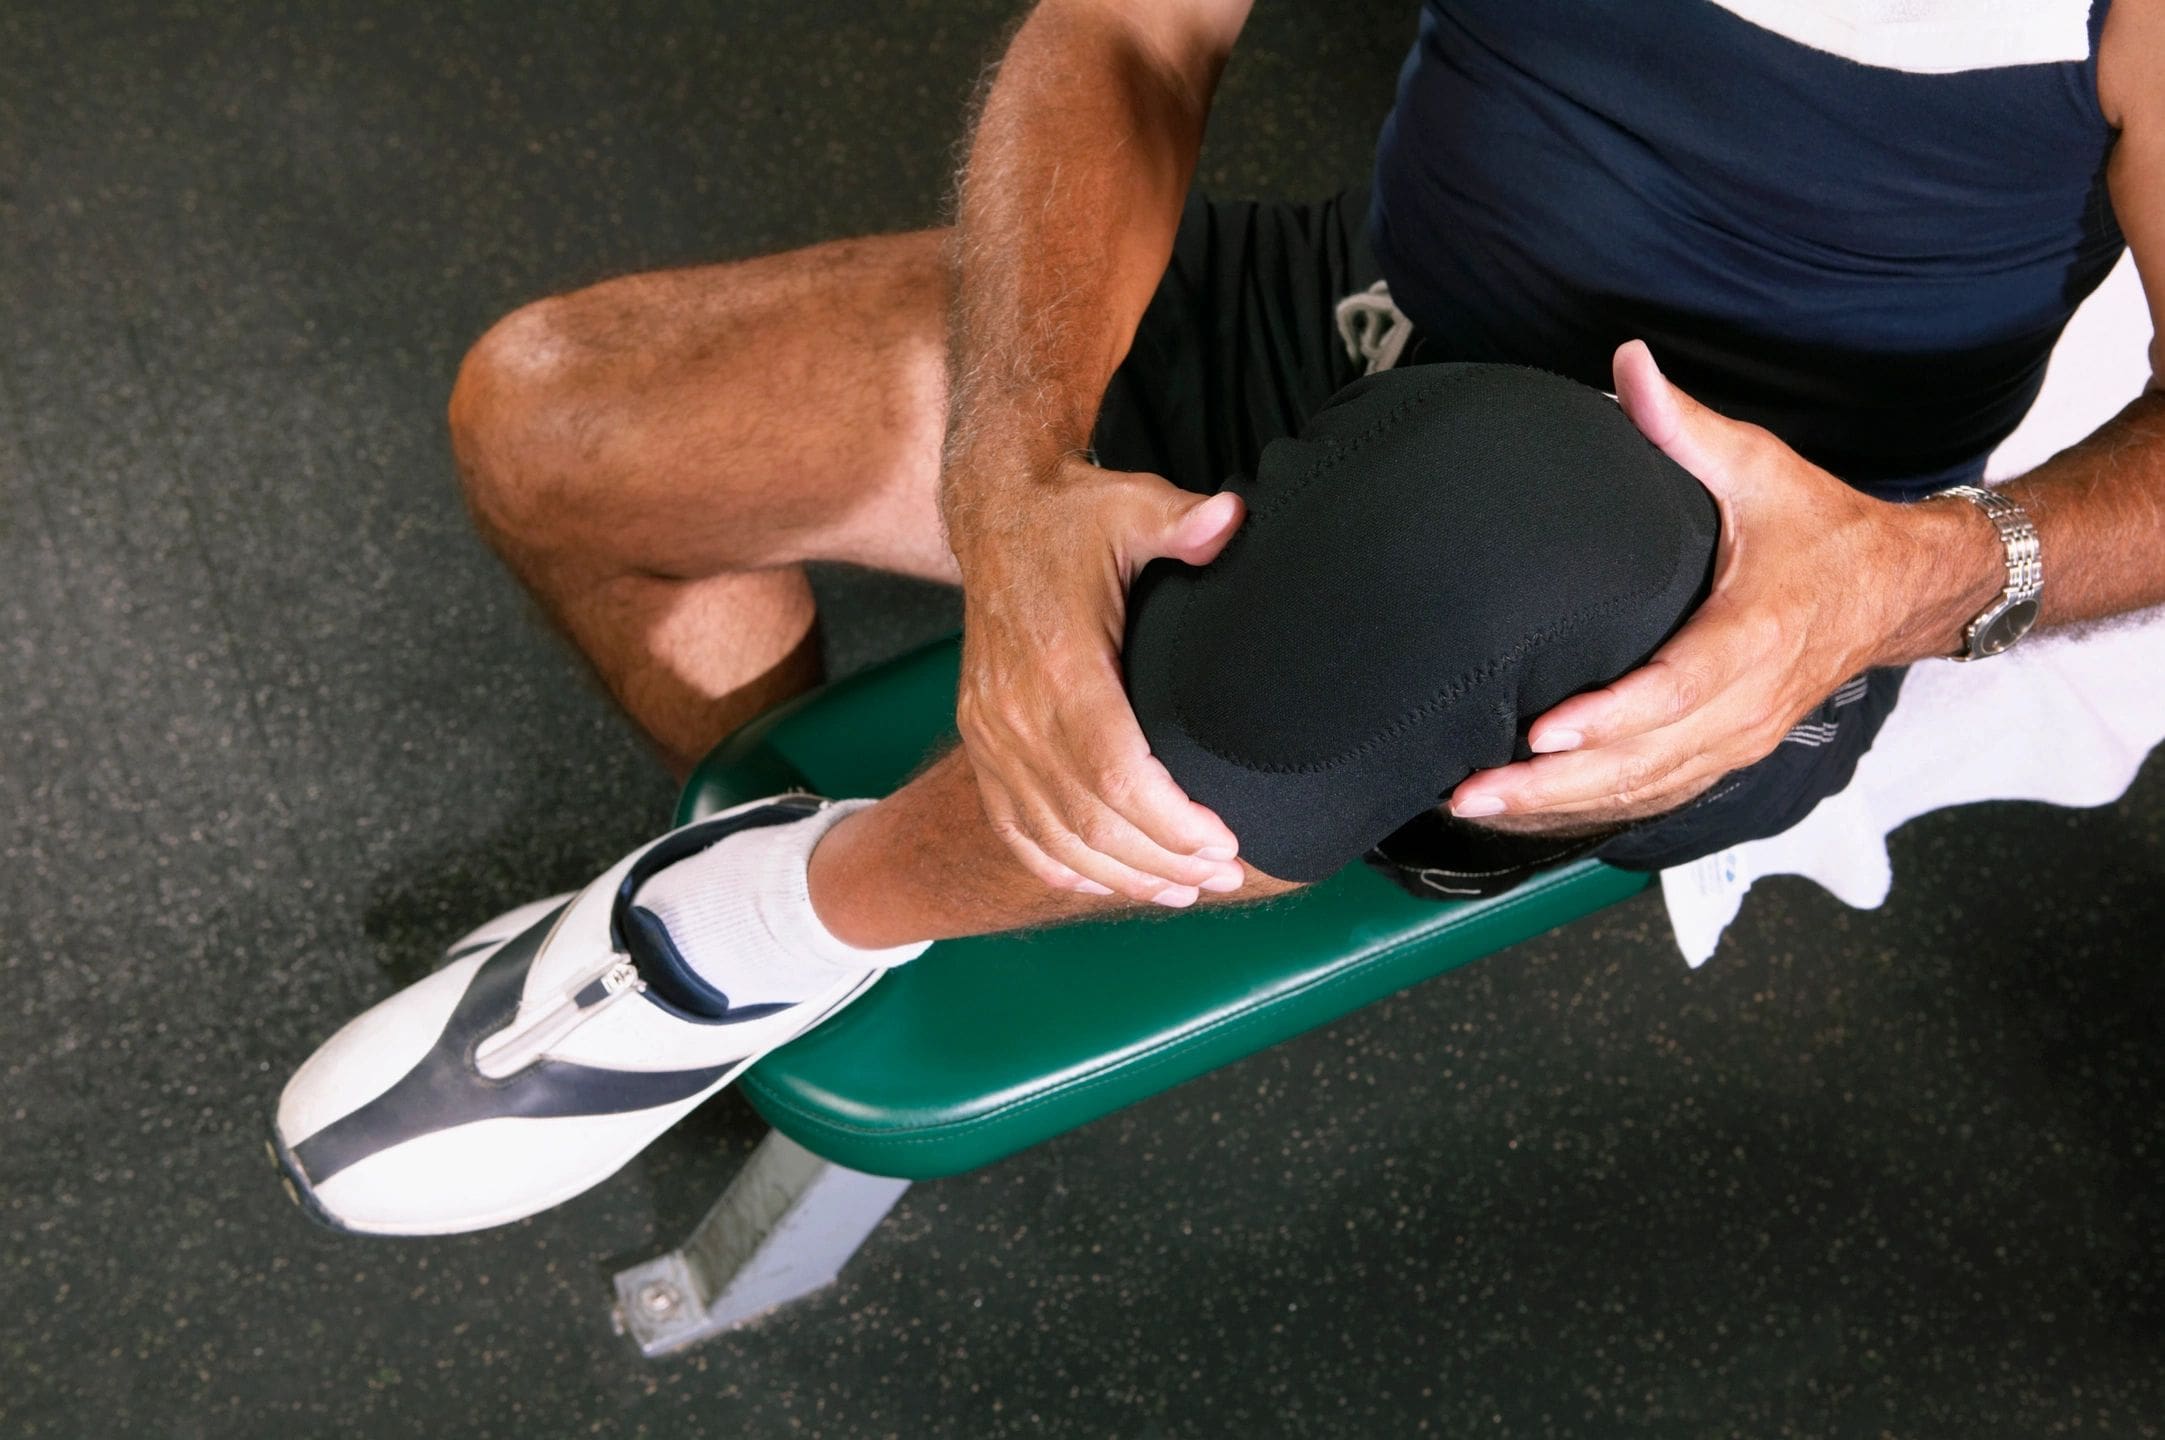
[1447,339,1995,824]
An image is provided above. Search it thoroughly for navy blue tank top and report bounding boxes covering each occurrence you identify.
[1369,0,2125,496]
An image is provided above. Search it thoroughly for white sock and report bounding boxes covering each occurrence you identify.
[628,799,928,1010]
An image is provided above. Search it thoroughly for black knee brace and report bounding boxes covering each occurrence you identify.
[1122,363,1720,882]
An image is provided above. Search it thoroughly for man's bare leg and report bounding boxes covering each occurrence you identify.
[451,230,1289,942]
[807,747,1301,948]
[449,229,964,777]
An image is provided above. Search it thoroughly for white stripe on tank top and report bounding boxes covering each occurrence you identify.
[1707,0,2094,74]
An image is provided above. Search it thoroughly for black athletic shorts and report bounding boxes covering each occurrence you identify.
[1089,185,1906,882]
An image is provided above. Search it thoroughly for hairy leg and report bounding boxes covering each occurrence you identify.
[809,747,1302,949]
[449,228,962,774]
[451,229,1298,939]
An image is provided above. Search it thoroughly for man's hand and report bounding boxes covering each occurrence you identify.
[933,0,1256,903]
[1446,340,2003,824]
[951,453,1249,906]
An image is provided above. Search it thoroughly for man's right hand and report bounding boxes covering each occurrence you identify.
[949,452,1248,906]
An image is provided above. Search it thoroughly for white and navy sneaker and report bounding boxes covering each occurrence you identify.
[270,794,884,1236]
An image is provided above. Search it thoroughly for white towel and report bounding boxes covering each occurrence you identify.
[1661,610,2165,965]
[1660,251,2157,965]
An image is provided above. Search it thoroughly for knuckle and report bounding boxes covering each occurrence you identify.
[1747,609,1791,658]
[1093,763,1138,808]
[1734,696,1788,746]
[1501,781,1547,813]
[982,703,1038,751]
[1040,830,1100,876]
[1661,666,1704,719]
[1611,753,1667,799]
[1075,812,1121,853]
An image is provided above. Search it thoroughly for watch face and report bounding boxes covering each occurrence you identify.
[1978,598,2041,656]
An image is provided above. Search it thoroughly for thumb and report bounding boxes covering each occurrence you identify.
[1613,340,1753,499]
[1127,485,1246,569]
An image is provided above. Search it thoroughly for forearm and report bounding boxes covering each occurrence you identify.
[1998,388,2165,629]
[1861,390,2165,667]
[1890,28,2165,661]
[939,0,1229,564]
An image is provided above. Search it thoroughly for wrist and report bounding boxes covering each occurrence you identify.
[1874,489,2013,665]
[942,443,1100,579]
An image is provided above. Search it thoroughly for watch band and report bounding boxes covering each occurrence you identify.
[1937,483,2041,660]
[1940,484,2042,603]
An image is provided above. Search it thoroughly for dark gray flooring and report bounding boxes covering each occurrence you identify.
[1,3,2160,1436]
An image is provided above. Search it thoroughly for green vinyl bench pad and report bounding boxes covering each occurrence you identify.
[678,637,1649,1180]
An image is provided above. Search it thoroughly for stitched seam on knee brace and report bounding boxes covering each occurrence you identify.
[1231,364,1587,536]
[1164,525,1697,775]
[1235,366,1484,531]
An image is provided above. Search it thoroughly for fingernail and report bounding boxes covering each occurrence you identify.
[1451,795,1506,818]
[1529,728,1582,754]
[1076,880,1115,897]
[1195,844,1238,862]
[1151,886,1200,908]
[1199,869,1244,893]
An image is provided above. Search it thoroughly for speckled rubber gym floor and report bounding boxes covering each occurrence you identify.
[2,3,2159,1436]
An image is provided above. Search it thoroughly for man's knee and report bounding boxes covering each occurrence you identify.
[448,294,607,548]
[1123,362,1720,881]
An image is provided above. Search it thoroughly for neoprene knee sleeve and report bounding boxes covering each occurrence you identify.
[1122,363,1720,882]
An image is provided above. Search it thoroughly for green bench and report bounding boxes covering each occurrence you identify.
[612,636,1647,1355]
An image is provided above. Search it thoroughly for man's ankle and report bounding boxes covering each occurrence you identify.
[804,803,917,950]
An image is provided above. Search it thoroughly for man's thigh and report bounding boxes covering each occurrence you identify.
[458,228,960,584]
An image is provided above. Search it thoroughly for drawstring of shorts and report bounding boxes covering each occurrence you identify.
[1333,279,1418,375]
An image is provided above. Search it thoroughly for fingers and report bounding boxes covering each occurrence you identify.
[1526,600,1762,754]
[961,653,1243,907]
[1612,340,1759,498]
[977,783,1116,898]
[955,464,1252,907]
[977,748,1236,908]
[1468,602,1791,816]
[1125,484,1245,569]
[1459,642,1807,821]
[1017,790,1213,908]
[1453,348,1858,827]
[1046,708,1244,901]
[1522,659,1703,757]
[1449,737,1722,823]
[1169,489,1246,564]
[1506,358,1793,805]
[1042,658,1241,862]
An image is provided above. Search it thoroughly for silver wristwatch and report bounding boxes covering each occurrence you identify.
[1937,484,2041,661]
